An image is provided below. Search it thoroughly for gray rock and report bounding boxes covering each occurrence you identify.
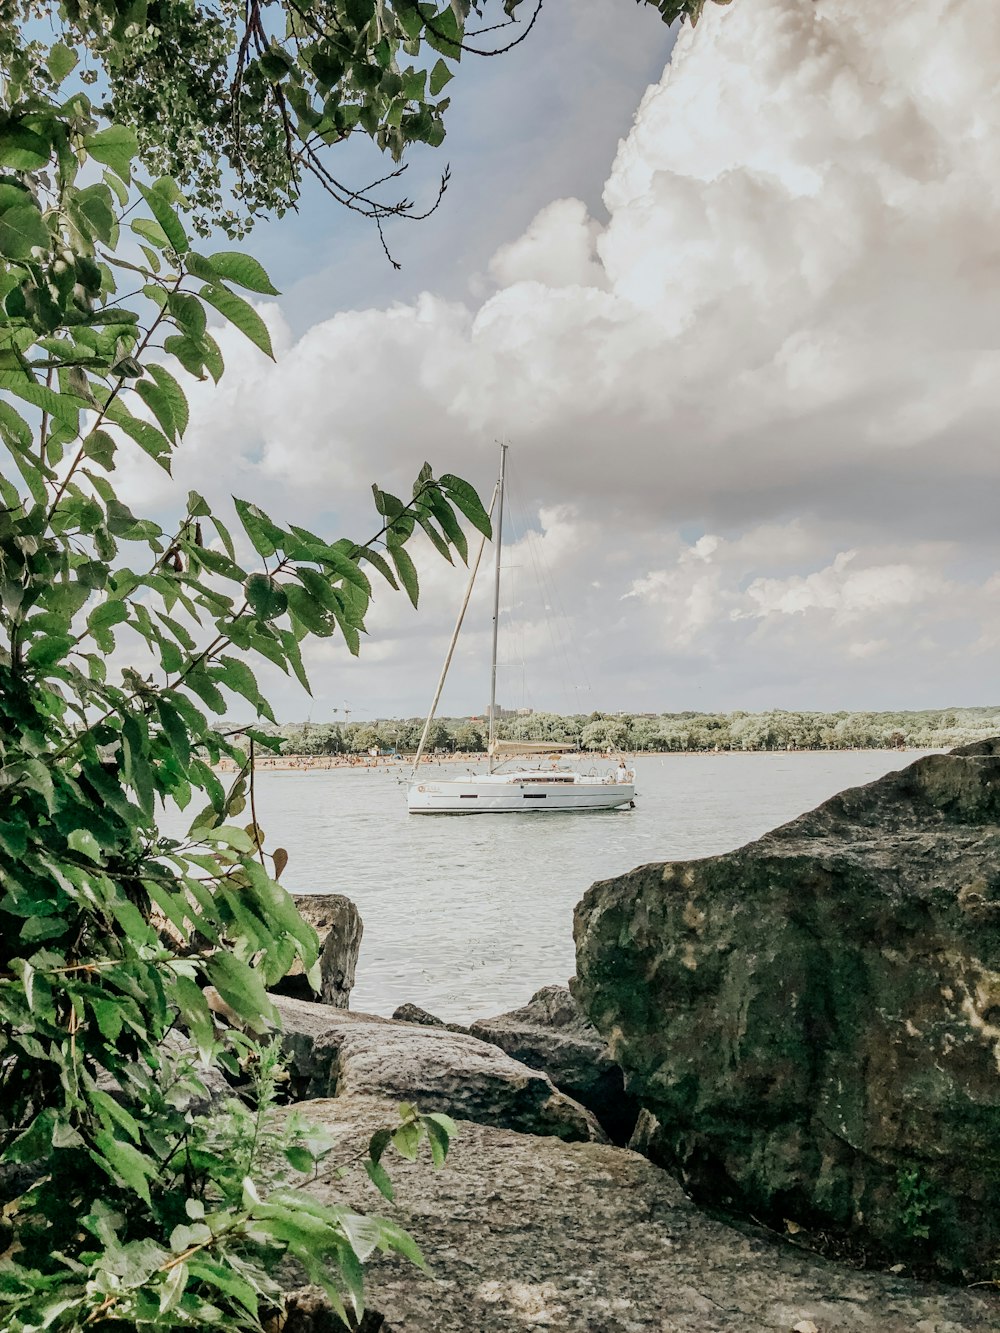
[469,983,639,1144]
[627,1106,661,1156]
[391,1002,447,1028]
[272,995,605,1142]
[573,744,1000,1279]
[390,1002,471,1036]
[283,1095,999,1332]
[270,894,362,1006]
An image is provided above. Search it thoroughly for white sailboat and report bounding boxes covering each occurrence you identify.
[407,445,636,815]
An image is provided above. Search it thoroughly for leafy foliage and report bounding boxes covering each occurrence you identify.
[0,1,727,242]
[896,1168,936,1243]
[1,1041,458,1328]
[635,0,733,26]
[0,52,489,1333]
[0,0,554,239]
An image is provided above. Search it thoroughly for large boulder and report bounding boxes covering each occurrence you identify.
[272,995,604,1143]
[280,1095,999,1332]
[573,744,1000,1279]
[271,894,362,1006]
[468,984,639,1144]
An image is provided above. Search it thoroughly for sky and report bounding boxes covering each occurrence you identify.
[118,0,1000,723]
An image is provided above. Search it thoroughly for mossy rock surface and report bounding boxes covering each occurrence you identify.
[573,740,1000,1279]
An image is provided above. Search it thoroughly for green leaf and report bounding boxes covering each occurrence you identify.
[156,697,191,768]
[2,1110,55,1163]
[244,572,288,621]
[0,373,78,431]
[429,58,454,95]
[368,1127,391,1164]
[440,474,492,536]
[0,202,49,258]
[357,545,399,589]
[422,1113,453,1167]
[425,4,462,59]
[184,667,227,715]
[88,599,128,633]
[186,1259,259,1316]
[135,379,181,442]
[47,42,79,84]
[285,582,333,636]
[0,123,50,170]
[26,634,73,667]
[84,125,138,181]
[159,1260,188,1314]
[200,283,274,359]
[138,179,189,253]
[234,499,283,558]
[205,251,280,296]
[0,398,32,448]
[378,1218,427,1270]
[429,490,469,562]
[217,656,273,721]
[92,1130,155,1204]
[204,952,276,1034]
[167,289,207,338]
[67,827,103,863]
[105,401,173,470]
[131,217,170,249]
[284,1145,314,1173]
[148,363,189,435]
[363,1157,394,1200]
[69,184,117,246]
[417,512,453,564]
[88,1086,141,1144]
[391,1120,420,1161]
[389,543,419,608]
[118,417,173,469]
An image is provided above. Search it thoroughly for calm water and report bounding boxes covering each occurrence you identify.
[178,749,934,1023]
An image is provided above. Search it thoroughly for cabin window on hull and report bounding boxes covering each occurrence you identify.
[522,794,547,800]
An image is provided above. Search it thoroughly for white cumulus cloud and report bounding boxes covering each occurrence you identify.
[143,0,1000,716]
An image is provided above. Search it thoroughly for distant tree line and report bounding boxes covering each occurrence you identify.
[267,708,1000,755]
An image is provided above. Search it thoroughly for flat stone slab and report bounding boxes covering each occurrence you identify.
[291,1097,999,1333]
[272,996,605,1143]
[469,984,639,1144]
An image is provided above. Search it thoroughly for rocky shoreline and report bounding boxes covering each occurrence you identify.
[262,986,997,1331]
[256,741,1000,1330]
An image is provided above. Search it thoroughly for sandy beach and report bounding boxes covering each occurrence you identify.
[215,746,918,774]
[216,751,504,773]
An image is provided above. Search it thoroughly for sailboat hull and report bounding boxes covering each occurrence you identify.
[407,776,636,814]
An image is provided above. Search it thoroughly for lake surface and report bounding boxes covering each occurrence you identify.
[194,749,935,1023]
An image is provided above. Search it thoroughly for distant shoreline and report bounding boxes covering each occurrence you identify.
[216,747,935,774]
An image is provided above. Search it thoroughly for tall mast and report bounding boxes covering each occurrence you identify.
[487,442,508,772]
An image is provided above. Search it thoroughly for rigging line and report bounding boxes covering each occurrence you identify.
[504,466,585,718]
[510,469,592,707]
[514,475,587,701]
[502,470,529,711]
[535,521,594,698]
[505,466,561,712]
[531,529,583,702]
